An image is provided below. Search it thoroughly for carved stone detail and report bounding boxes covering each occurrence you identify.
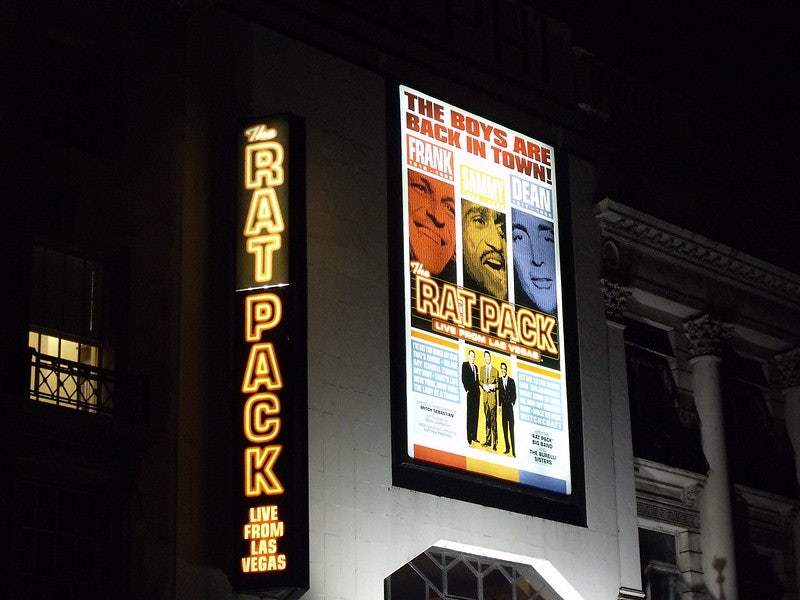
[601,278,633,320]
[684,315,732,358]
[595,199,800,308]
[686,483,704,508]
[776,347,800,388]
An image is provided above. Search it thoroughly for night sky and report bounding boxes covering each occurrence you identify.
[556,0,800,149]
[536,0,800,272]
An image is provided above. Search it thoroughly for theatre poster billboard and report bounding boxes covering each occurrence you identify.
[396,85,578,509]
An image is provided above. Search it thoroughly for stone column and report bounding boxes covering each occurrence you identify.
[601,280,646,600]
[775,347,800,597]
[685,315,737,600]
[776,348,800,483]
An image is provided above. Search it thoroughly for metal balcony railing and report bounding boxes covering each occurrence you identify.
[29,348,149,422]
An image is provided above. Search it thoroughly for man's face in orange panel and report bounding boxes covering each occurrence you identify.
[408,171,456,276]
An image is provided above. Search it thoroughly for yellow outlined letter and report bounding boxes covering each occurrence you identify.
[242,342,283,392]
[244,188,285,237]
[245,293,282,342]
[245,445,283,496]
[243,393,281,443]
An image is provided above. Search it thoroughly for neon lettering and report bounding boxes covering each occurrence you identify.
[241,342,283,392]
[243,393,281,443]
[246,235,282,282]
[239,123,291,576]
[244,188,285,236]
[244,141,284,188]
[245,293,282,341]
[244,445,283,496]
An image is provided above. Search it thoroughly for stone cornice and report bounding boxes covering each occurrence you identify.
[595,199,800,309]
[634,458,704,531]
[637,498,700,530]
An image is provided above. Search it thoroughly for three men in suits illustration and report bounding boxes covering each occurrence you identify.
[462,349,517,456]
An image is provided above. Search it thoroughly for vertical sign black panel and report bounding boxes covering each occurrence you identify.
[233,115,309,598]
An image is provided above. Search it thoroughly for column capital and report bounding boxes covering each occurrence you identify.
[776,347,800,389]
[684,315,732,359]
[601,278,633,321]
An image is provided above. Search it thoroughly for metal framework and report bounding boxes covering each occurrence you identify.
[29,349,148,421]
[389,545,547,600]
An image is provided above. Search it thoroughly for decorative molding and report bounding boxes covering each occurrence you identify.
[594,199,800,309]
[601,278,633,320]
[776,347,800,388]
[637,498,701,530]
[635,458,704,531]
[684,315,732,359]
[686,483,704,509]
[735,483,800,530]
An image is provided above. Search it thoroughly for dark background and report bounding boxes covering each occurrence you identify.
[555,0,800,148]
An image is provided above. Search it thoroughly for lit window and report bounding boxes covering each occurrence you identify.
[28,331,99,366]
[29,246,107,412]
[29,331,100,410]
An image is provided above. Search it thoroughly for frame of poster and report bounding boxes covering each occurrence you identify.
[389,84,585,524]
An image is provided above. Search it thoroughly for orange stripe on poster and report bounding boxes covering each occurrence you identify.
[413,446,520,484]
[414,445,466,470]
[517,360,562,379]
[410,329,459,349]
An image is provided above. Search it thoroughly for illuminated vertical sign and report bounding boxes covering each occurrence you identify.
[233,116,308,597]
[392,84,585,523]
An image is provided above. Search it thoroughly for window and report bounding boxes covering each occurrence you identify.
[625,322,705,473]
[15,480,103,600]
[42,37,121,157]
[28,246,108,412]
[638,529,681,600]
[721,352,797,497]
[30,245,106,342]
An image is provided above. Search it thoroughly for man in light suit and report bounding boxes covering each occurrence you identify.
[461,349,481,445]
[478,350,499,450]
[498,362,517,457]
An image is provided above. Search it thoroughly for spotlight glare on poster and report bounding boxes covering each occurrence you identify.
[392,85,583,521]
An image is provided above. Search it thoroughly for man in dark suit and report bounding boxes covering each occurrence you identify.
[498,362,517,457]
[461,349,480,445]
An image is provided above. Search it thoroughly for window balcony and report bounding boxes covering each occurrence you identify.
[28,348,149,422]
